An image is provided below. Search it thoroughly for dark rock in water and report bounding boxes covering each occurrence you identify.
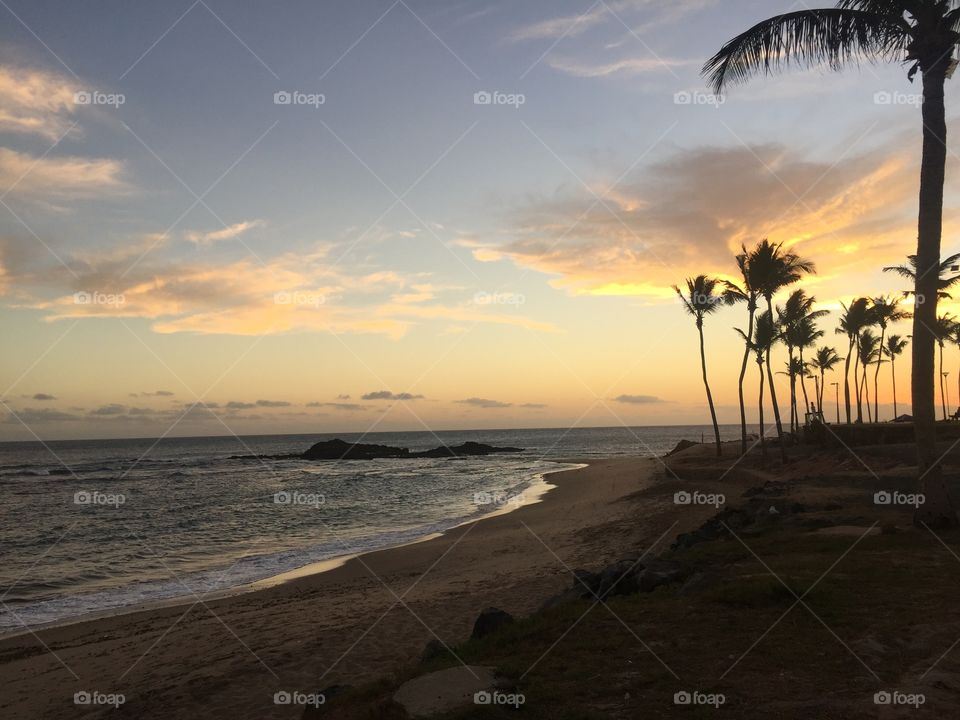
[470,607,514,640]
[300,438,524,461]
[666,439,699,456]
[421,638,447,662]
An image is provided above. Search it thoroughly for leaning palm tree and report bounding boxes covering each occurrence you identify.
[871,295,912,422]
[749,240,816,459]
[883,252,960,300]
[704,0,960,527]
[724,245,762,455]
[674,276,726,456]
[836,298,874,424]
[858,329,882,423]
[737,310,780,464]
[934,314,959,420]
[810,345,843,414]
[884,334,910,419]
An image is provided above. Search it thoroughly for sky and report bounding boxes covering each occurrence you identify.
[1,0,958,441]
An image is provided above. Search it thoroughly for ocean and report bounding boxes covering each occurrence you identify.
[0,425,748,632]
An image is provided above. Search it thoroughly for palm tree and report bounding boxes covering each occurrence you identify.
[858,329,882,423]
[780,291,828,428]
[810,346,843,415]
[749,240,816,459]
[934,314,959,421]
[674,276,726,456]
[724,245,762,455]
[871,296,912,422]
[737,310,780,464]
[884,334,910,418]
[704,0,960,526]
[883,253,960,300]
[836,298,873,424]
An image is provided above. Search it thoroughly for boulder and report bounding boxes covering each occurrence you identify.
[636,559,687,593]
[666,439,699,456]
[421,638,447,662]
[470,608,514,641]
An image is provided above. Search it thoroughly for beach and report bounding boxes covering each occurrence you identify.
[0,455,722,719]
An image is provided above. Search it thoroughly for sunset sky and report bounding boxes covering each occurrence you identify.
[1,0,958,440]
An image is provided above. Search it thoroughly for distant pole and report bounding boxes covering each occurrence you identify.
[831,382,840,424]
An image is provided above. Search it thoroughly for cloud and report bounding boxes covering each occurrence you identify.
[306,402,365,411]
[520,402,547,409]
[547,56,693,78]
[89,403,127,415]
[226,401,256,410]
[0,66,80,141]
[336,394,351,400]
[31,393,56,401]
[256,399,290,407]
[139,390,174,397]
[186,220,264,245]
[361,391,425,401]
[457,397,512,408]
[0,148,125,197]
[614,394,663,404]
[3,407,80,423]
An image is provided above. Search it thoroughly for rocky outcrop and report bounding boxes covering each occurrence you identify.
[301,439,523,460]
[541,557,687,609]
[470,608,514,640]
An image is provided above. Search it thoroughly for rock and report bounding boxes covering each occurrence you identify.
[666,439,699,456]
[572,569,601,594]
[636,559,686,593]
[393,666,502,718]
[677,571,719,596]
[598,559,643,598]
[421,638,446,662]
[301,439,524,461]
[414,442,523,458]
[470,608,514,641]
[540,587,589,611]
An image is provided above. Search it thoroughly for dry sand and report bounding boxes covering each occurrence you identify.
[0,456,719,719]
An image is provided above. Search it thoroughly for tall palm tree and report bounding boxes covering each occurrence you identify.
[934,314,959,420]
[749,240,816,459]
[704,0,960,526]
[858,329,882,423]
[836,298,874,424]
[884,334,910,418]
[810,346,843,414]
[871,296,912,422]
[674,276,726,456]
[724,244,762,455]
[737,310,780,464]
[883,252,960,300]
[780,291,828,426]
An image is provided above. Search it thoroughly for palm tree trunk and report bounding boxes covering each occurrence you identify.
[891,357,898,419]
[698,323,722,457]
[940,343,947,421]
[737,306,755,455]
[787,346,797,433]
[844,337,854,424]
[874,327,885,423]
[799,347,811,422]
[820,369,826,415]
[914,66,955,527]
[862,366,872,423]
[854,337,863,423]
[765,298,786,462]
[757,359,766,465]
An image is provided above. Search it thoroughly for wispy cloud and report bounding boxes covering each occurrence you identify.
[547,55,694,78]
[0,66,80,141]
[457,397,512,408]
[614,394,663,404]
[0,147,125,196]
[186,220,264,245]
[361,391,425,401]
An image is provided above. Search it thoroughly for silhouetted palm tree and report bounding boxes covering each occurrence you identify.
[871,296,911,422]
[858,329,881,423]
[724,244,762,455]
[749,241,815,459]
[836,298,873,424]
[780,290,828,428]
[884,334,909,419]
[934,314,959,420]
[737,310,780,464]
[674,276,727,456]
[883,252,960,300]
[810,346,842,414]
[704,0,960,526]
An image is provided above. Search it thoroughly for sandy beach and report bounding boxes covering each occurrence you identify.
[0,456,723,719]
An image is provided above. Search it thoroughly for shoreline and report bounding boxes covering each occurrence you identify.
[0,455,691,720]
[0,461,583,642]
